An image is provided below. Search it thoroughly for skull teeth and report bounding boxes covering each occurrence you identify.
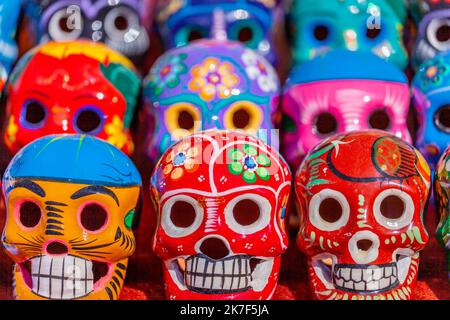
[30,255,94,299]
[333,263,399,293]
[185,255,251,294]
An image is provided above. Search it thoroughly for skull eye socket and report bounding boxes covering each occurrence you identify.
[237,27,254,43]
[165,103,201,139]
[48,8,83,41]
[224,101,263,133]
[18,201,42,229]
[313,25,329,41]
[434,104,450,133]
[178,110,195,131]
[80,204,108,232]
[225,195,271,235]
[313,112,338,136]
[368,108,391,130]
[233,199,260,226]
[309,189,350,232]
[161,196,203,238]
[170,201,196,228]
[373,189,414,230]
[74,108,104,134]
[22,100,47,127]
[427,18,450,51]
[366,27,381,40]
[104,6,140,41]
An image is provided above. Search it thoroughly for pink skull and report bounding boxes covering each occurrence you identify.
[281,50,411,169]
[151,130,292,300]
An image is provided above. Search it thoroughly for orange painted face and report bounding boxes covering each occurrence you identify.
[1,135,142,300]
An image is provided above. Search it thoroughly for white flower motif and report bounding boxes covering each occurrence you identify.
[242,49,279,93]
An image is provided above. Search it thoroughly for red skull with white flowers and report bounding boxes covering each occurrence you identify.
[151,130,291,300]
[295,131,431,300]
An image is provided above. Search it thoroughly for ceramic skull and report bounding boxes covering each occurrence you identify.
[1,134,142,299]
[0,0,21,72]
[156,0,280,64]
[281,49,411,169]
[412,51,450,168]
[151,130,292,300]
[35,0,153,65]
[411,0,450,68]
[434,146,450,279]
[287,0,408,69]
[3,40,141,156]
[295,131,431,300]
[144,39,280,162]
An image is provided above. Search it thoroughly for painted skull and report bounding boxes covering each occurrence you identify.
[295,131,431,300]
[4,40,141,156]
[0,0,21,72]
[412,51,450,168]
[35,0,152,64]
[156,0,279,64]
[144,39,280,161]
[434,147,450,279]
[151,130,291,300]
[287,0,408,69]
[1,134,142,300]
[411,0,450,68]
[281,49,411,169]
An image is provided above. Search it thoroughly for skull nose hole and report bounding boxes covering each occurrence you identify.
[356,239,373,252]
[199,238,230,260]
[46,241,68,255]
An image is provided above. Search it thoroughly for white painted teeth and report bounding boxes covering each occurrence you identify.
[30,255,94,299]
[333,263,398,293]
[185,255,251,294]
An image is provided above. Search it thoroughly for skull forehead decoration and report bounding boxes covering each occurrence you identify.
[295,131,431,300]
[144,39,280,161]
[0,0,20,72]
[281,49,411,169]
[35,0,152,64]
[151,130,291,300]
[411,0,450,68]
[412,51,450,168]
[156,0,279,63]
[4,40,141,156]
[287,0,408,69]
[1,134,142,300]
[434,147,450,279]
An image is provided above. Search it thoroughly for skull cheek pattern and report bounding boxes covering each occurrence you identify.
[156,0,278,63]
[295,132,431,300]
[152,131,291,300]
[4,41,141,156]
[1,135,142,300]
[37,0,151,63]
[288,0,407,69]
[412,53,450,168]
[144,40,280,162]
[434,148,450,277]
[281,51,411,169]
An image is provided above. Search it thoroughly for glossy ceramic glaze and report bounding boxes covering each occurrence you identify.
[151,130,291,300]
[4,40,141,156]
[1,134,142,300]
[0,0,20,72]
[295,131,431,300]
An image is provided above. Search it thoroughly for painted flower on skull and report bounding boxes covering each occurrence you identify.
[188,58,240,101]
[418,57,450,89]
[162,141,200,181]
[147,53,188,97]
[228,144,271,183]
[242,49,278,93]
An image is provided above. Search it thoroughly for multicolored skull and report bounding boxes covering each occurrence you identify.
[151,130,292,300]
[35,0,153,64]
[412,51,450,168]
[287,0,408,69]
[281,49,411,169]
[4,40,141,156]
[411,0,450,68]
[144,39,280,161]
[1,134,142,300]
[0,0,20,72]
[295,131,431,300]
[434,147,450,279]
[156,0,279,64]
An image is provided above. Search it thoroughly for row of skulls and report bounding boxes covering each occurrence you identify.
[0,0,448,301]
